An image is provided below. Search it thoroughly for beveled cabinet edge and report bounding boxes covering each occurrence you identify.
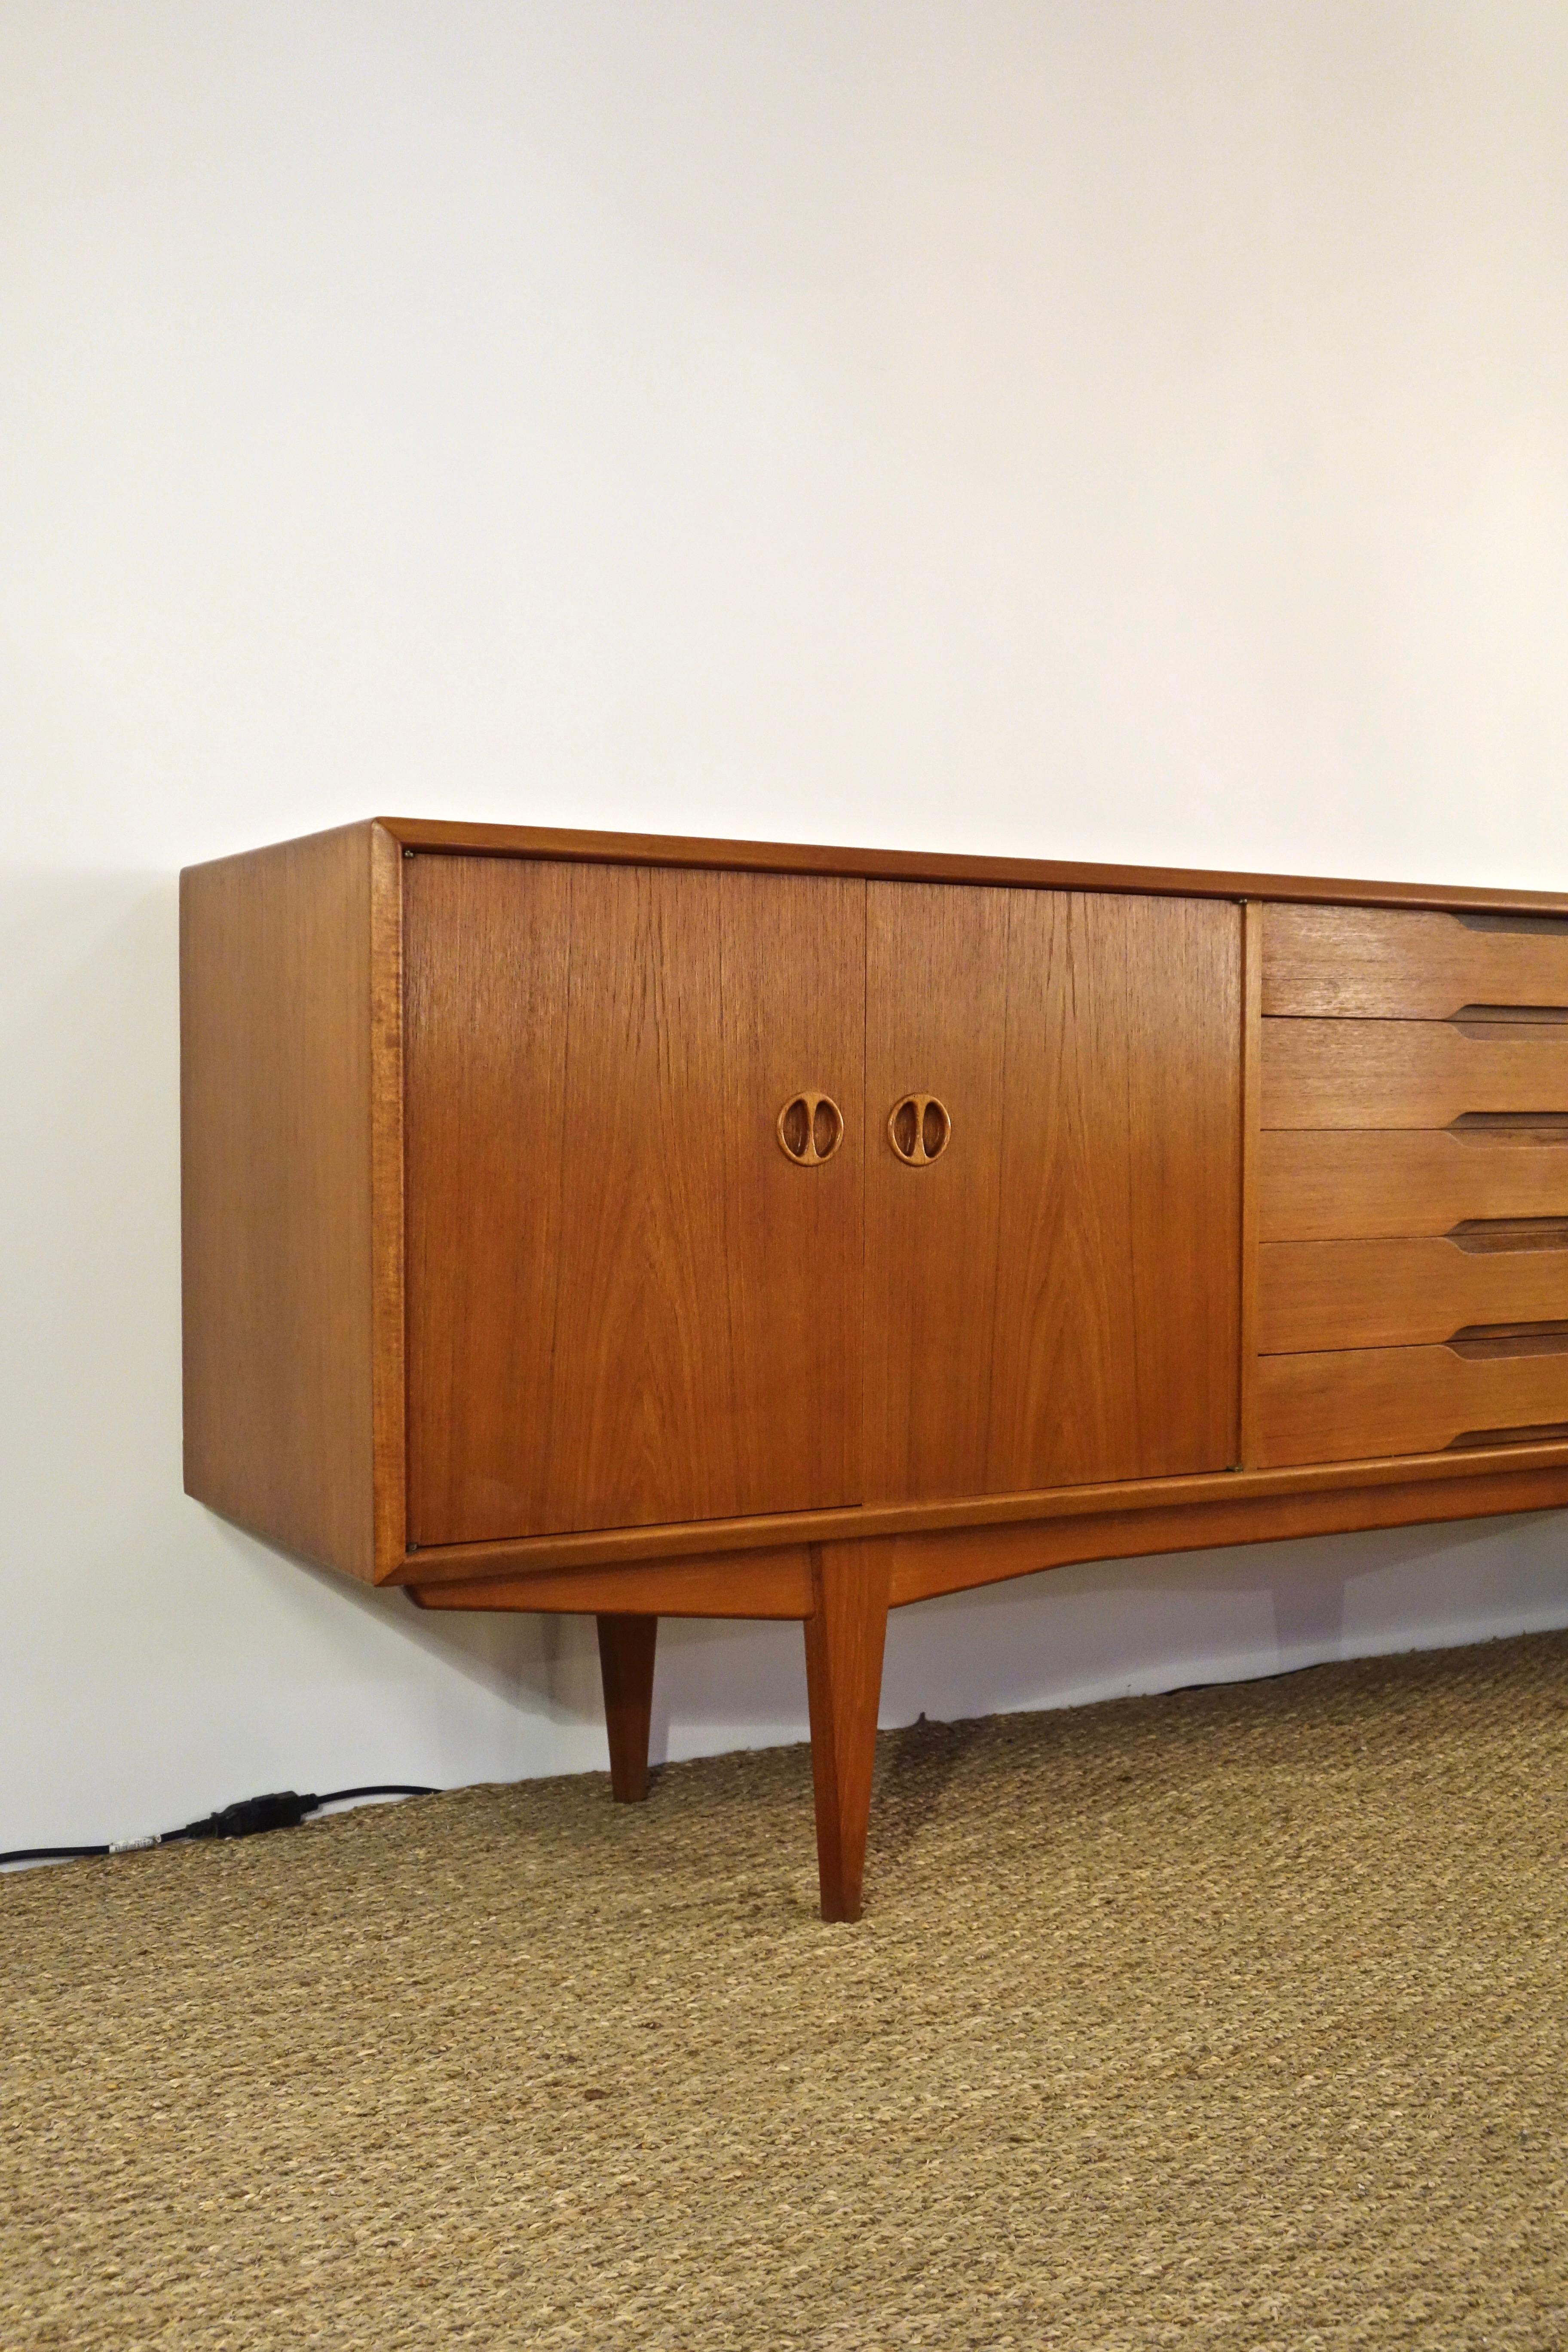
[387,1436,1568,1586]
[405,1464,1568,1619]
[885,1461,1568,1607]
[378,815,1568,916]
[1237,901,1264,1468]
[368,821,408,1577]
[409,1548,817,1620]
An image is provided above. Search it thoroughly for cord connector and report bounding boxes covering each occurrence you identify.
[174,1791,319,1842]
[1,1783,436,1869]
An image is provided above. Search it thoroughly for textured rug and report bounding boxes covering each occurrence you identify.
[3,1630,1566,2351]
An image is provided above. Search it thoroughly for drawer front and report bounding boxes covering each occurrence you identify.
[1262,1018,1568,1130]
[1264,905,1568,1019]
[1259,1128,1568,1241]
[1259,1237,1568,1353]
[1257,1343,1568,1468]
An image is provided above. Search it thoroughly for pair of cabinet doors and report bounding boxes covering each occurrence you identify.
[404,857,1243,1545]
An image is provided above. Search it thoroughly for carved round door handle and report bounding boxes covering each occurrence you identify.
[888,1093,951,1166]
[777,1092,845,1166]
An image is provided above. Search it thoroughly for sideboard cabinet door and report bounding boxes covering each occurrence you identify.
[866,886,1242,1500]
[404,856,866,1543]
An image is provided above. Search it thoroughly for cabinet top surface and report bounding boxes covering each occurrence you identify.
[190,815,1568,916]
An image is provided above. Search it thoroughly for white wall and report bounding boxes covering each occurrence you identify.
[4,1,1568,1855]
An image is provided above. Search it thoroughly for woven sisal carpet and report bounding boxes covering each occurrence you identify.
[4,1630,1566,2350]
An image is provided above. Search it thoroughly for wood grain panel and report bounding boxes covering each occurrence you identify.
[181,822,385,1580]
[983,893,1243,1488]
[1257,1344,1568,1467]
[1262,1017,1568,1129]
[1259,1236,1568,1352]
[1259,1126,1568,1241]
[405,858,864,1543]
[1263,903,1568,1019]
[404,854,573,1543]
[864,883,1010,1502]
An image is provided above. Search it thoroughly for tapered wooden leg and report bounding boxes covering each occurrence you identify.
[596,1614,658,1802]
[802,1541,891,1923]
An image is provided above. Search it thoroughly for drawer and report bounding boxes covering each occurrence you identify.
[1264,904,1568,1019]
[1259,1237,1568,1353]
[1259,1128,1568,1241]
[1256,1342,1568,1468]
[1262,1018,1568,1129]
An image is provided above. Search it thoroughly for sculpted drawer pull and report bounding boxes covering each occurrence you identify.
[1451,1004,1568,1035]
[1449,1420,1568,1448]
[1448,1216,1568,1253]
[1455,911,1568,936]
[776,1093,844,1165]
[1446,1320,1568,1360]
[1449,1112,1568,1138]
[888,1093,951,1166]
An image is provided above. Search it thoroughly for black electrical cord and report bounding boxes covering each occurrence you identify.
[0,1784,437,1868]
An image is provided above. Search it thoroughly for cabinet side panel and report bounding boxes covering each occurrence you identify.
[181,824,379,1578]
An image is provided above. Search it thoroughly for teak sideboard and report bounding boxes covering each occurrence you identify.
[181,820,1568,1918]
